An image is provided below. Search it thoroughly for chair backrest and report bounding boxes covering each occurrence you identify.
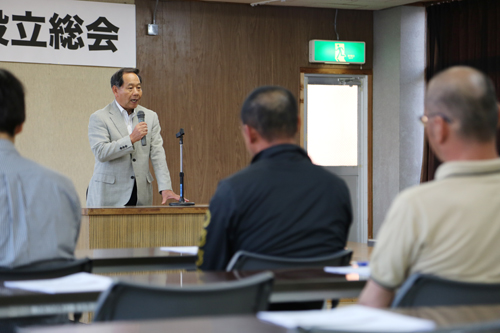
[0,258,92,281]
[226,249,353,271]
[93,271,274,322]
[392,273,500,308]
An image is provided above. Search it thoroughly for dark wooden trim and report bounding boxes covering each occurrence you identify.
[300,68,372,75]
[82,205,209,216]
[367,74,373,240]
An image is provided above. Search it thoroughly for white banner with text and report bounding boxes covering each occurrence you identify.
[0,0,136,67]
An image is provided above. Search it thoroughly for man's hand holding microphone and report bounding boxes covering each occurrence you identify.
[130,111,147,145]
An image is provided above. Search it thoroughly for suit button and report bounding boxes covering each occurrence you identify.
[131,176,135,179]
[133,159,136,162]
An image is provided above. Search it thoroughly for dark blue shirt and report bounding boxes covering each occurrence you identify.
[197,144,352,271]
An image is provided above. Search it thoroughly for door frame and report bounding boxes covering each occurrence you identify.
[299,68,373,241]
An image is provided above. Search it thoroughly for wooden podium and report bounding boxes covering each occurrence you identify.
[77,205,209,250]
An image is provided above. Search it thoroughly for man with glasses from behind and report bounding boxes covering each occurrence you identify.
[359,66,500,307]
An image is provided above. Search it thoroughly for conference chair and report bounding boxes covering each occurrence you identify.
[226,249,353,271]
[93,271,274,322]
[0,257,92,280]
[391,273,500,308]
[226,250,352,311]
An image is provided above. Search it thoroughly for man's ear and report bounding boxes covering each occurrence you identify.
[14,123,23,136]
[241,124,250,142]
[244,125,259,143]
[112,85,119,98]
[431,116,450,145]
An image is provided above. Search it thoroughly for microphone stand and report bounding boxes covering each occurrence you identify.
[169,128,195,206]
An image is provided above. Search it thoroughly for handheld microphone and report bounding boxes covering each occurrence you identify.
[137,111,146,146]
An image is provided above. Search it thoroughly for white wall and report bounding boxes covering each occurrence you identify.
[372,6,426,237]
[0,0,134,207]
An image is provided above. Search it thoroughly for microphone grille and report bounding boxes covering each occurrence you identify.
[137,111,145,121]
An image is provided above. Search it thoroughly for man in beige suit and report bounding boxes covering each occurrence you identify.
[87,68,180,207]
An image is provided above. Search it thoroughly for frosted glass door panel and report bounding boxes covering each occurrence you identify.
[306,84,358,166]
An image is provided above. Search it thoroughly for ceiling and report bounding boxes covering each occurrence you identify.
[198,0,434,10]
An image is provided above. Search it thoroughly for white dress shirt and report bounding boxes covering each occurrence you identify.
[115,100,136,135]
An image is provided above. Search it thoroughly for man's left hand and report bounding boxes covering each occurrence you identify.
[161,190,189,204]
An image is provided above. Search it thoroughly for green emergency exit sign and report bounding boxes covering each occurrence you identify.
[309,40,366,64]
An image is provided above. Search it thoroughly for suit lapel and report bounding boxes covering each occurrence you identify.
[108,101,130,139]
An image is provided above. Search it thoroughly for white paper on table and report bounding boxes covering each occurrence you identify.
[324,266,371,277]
[160,246,199,255]
[258,305,436,332]
[4,272,113,294]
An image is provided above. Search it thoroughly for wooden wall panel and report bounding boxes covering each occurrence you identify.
[136,0,373,205]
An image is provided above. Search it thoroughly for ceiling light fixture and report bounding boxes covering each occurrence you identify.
[250,0,286,7]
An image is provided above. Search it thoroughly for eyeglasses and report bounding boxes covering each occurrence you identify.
[419,113,453,126]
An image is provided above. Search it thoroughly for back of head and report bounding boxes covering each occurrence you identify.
[240,86,298,141]
[110,67,142,88]
[0,69,25,137]
[425,66,498,143]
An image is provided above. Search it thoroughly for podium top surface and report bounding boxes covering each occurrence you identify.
[82,205,209,216]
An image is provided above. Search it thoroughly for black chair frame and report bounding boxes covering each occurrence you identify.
[93,271,274,322]
[392,273,500,308]
[0,258,92,281]
[226,249,353,271]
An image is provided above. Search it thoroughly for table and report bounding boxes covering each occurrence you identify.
[75,241,369,274]
[347,241,373,263]
[115,269,367,303]
[0,268,366,319]
[74,247,197,273]
[77,205,208,250]
[18,315,288,333]
[17,305,500,333]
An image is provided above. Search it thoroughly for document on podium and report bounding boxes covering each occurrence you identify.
[4,272,113,294]
[160,246,199,255]
[258,305,436,332]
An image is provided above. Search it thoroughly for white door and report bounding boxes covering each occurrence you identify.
[303,74,368,243]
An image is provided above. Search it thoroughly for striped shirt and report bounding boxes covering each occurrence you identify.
[0,139,81,268]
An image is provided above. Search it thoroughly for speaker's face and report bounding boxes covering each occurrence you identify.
[113,72,142,113]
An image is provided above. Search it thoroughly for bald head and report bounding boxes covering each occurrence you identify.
[425,66,498,142]
[241,86,298,141]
